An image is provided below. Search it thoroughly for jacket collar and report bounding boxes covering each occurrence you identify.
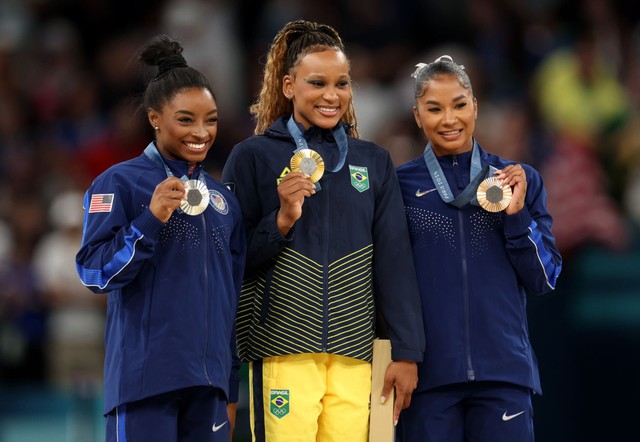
[265,116,351,142]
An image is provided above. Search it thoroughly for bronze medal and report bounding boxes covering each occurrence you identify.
[476,177,512,212]
[290,149,325,183]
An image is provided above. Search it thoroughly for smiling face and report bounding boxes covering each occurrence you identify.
[413,74,477,156]
[148,87,218,163]
[283,49,351,130]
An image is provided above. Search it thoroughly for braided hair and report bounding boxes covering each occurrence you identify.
[250,20,359,137]
[138,34,215,112]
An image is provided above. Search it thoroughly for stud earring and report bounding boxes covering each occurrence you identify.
[154,126,159,131]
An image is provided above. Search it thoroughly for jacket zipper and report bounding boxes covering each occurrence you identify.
[452,156,475,381]
[201,208,212,384]
[322,178,330,352]
[459,204,475,381]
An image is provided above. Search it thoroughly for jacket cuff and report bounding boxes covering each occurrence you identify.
[132,208,165,241]
[227,379,240,403]
[391,346,424,363]
[265,209,294,244]
[503,206,532,238]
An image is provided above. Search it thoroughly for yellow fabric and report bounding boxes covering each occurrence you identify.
[533,48,629,141]
[250,353,371,442]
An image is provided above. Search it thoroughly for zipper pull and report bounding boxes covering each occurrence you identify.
[452,155,458,166]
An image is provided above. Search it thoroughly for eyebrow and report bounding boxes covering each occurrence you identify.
[304,73,350,80]
[425,94,467,105]
[174,109,218,116]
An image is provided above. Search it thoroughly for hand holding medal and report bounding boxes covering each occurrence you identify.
[276,155,319,237]
[479,165,527,214]
[149,176,190,222]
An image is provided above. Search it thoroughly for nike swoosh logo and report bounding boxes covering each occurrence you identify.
[416,188,436,197]
[502,411,525,421]
[212,421,228,432]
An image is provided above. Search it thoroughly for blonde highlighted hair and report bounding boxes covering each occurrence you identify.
[249,19,359,137]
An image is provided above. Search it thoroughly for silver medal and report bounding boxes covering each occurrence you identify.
[180,179,210,215]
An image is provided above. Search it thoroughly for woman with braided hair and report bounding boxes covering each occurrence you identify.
[76,34,246,441]
[222,19,424,441]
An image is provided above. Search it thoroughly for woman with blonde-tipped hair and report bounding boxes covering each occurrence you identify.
[223,19,424,442]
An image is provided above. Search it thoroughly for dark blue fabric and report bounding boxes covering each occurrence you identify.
[396,381,534,442]
[106,387,230,442]
[397,144,562,395]
[251,361,266,442]
[222,116,425,363]
[76,143,246,414]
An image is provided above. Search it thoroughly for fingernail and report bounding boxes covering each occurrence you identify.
[380,396,387,404]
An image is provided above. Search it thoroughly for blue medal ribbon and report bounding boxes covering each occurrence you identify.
[286,116,348,191]
[143,142,208,213]
[422,140,492,208]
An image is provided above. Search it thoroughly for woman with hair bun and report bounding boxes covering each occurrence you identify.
[76,34,246,442]
[395,55,563,442]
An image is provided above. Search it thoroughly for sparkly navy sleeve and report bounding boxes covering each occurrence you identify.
[76,173,164,293]
[503,166,562,294]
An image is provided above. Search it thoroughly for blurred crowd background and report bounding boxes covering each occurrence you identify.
[1,0,639,441]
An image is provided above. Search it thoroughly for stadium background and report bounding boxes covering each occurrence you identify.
[1,0,639,440]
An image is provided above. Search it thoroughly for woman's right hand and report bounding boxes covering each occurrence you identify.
[276,171,316,236]
[149,176,188,222]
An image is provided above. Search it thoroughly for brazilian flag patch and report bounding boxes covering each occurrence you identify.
[349,165,369,192]
[270,389,290,419]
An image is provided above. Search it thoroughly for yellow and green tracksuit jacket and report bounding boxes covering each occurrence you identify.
[222,117,424,364]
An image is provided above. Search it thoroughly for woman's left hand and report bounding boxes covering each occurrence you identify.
[495,164,527,215]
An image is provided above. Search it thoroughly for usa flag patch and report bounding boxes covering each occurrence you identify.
[89,193,114,213]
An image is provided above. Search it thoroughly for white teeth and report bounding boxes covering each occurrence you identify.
[441,130,460,135]
[318,107,338,113]
[185,142,206,150]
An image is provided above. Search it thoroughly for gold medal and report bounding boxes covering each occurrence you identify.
[180,179,210,215]
[290,149,325,183]
[476,177,512,212]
